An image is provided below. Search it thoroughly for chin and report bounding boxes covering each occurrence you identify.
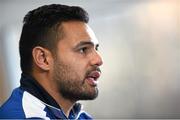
[80,88,99,100]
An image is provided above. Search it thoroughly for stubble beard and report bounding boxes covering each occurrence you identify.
[53,58,98,101]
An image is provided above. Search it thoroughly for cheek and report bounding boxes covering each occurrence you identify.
[71,60,85,74]
[57,52,89,76]
[69,59,88,80]
[63,54,86,69]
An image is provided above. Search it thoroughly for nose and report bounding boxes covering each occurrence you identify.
[90,51,103,67]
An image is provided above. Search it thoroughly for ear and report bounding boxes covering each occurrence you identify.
[32,46,53,71]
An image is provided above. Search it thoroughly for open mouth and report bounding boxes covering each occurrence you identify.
[86,71,101,86]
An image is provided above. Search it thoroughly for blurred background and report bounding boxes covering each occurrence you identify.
[0,0,180,119]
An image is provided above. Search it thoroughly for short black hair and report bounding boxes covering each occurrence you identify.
[19,4,89,74]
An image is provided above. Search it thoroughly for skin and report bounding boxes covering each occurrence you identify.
[32,21,103,117]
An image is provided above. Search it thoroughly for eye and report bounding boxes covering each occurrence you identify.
[79,47,88,54]
[95,45,99,51]
[95,46,98,51]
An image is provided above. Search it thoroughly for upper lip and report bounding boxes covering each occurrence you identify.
[87,71,101,80]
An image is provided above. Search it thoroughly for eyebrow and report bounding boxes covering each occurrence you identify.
[74,41,99,49]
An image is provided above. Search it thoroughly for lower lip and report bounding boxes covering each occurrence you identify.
[86,78,98,86]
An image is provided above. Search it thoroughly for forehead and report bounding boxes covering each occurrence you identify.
[60,21,98,45]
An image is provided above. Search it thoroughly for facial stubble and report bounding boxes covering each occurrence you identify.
[53,57,98,101]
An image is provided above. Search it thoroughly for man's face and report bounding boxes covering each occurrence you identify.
[52,21,103,101]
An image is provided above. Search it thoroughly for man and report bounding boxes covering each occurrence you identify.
[0,4,103,119]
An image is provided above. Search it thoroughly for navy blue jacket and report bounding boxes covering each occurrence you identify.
[0,74,92,119]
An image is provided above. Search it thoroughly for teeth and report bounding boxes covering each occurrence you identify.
[89,76,96,80]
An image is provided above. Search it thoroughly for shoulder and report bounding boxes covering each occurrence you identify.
[0,88,50,119]
[0,88,25,118]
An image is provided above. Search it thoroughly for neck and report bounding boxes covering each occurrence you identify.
[32,70,76,117]
[55,95,76,117]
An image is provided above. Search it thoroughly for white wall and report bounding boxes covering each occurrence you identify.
[0,0,180,119]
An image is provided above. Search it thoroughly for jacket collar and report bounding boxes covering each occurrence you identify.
[20,73,82,119]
